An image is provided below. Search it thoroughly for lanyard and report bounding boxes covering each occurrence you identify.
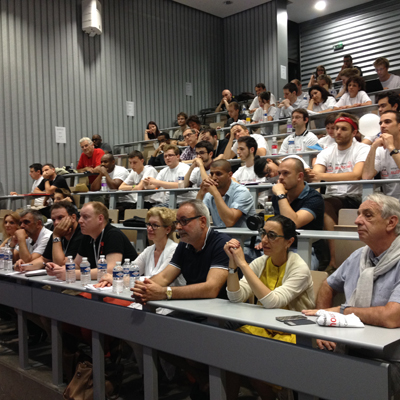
[62,227,76,255]
[92,229,105,267]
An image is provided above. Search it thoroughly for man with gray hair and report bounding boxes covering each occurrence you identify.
[132,199,230,302]
[11,210,52,263]
[76,137,104,183]
[303,193,400,394]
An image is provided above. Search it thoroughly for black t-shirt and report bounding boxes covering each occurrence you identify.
[38,175,71,192]
[169,229,230,299]
[42,224,83,261]
[77,223,138,269]
[213,139,229,159]
[219,96,239,112]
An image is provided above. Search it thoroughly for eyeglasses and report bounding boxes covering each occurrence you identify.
[146,222,168,230]
[260,229,285,241]
[183,132,194,139]
[174,215,202,226]
[195,151,207,156]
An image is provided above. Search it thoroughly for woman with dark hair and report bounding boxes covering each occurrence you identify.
[225,215,314,399]
[307,85,337,113]
[144,121,161,141]
[308,64,326,87]
[335,76,372,109]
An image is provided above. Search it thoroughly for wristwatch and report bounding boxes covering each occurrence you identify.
[229,267,238,274]
[390,149,399,157]
[277,194,287,201]
[53,237,62,243]
[340,304,349,314]
[166,287,172,300]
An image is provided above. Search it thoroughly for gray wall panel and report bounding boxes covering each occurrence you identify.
[300,0,400,85]
[0,0,224,194]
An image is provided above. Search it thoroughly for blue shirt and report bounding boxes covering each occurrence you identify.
[203,181,255,228]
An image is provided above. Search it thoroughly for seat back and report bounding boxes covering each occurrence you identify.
[124,208,148,221]
[310,270,328,300]
[108,209,119,223]
[338,209,358,226]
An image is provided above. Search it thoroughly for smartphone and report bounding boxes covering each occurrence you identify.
[276,315,307,322]
[284,319,316,326]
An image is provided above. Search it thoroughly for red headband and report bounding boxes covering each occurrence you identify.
[334,117,358,132]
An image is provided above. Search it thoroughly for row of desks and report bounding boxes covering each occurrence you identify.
[0,269,397,400]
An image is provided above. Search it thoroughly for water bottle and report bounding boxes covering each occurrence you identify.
[112,262,124,294]
[0,247,4,270]
[271,137,278,155]
[4,246,13,272]
[263,112,268,122]
[264,204,275,222]
[287,117,293,134]
[303,93,307,101]
[288,137,295,154]
[70,162,74,169]
[122,258,131,289]
[66,256,76,284]
[177,175,185,188]
[80,257,91,286]
[129,264,140,289]
[97,255,107,283]
[101,176,108,192]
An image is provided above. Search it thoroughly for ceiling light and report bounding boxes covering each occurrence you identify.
[315,1,326,11]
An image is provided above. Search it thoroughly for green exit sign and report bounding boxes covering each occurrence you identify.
[333,42,345,51]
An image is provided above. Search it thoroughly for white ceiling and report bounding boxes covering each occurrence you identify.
[173,0,373,22]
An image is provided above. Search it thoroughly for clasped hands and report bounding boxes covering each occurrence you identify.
[224,239,247,269]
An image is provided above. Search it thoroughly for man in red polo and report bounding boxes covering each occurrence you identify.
[76,137,104,184]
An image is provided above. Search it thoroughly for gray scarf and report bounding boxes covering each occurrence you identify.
[348,235,400,308]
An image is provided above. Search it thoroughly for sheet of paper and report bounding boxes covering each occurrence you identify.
[280,65,287,80]
[186,82,193,97]
[126,101,135,117]
[55,126,66,143]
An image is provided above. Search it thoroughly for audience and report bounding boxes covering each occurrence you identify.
[251,91,278,135]
[373,57,400,90]
[144,121,161,141]
[308,65,326,87]
[186,115,207,133]
[278,82,308,118]
[34,163,71,195]
[0,212,20,248]
[279,109,318,154]
[224,102,246,127]
[198,127,228,159]
[334,76,372,110]
[76,137,105,183]
[172,112,188,143]
[147,132,171,166]
[53,188,76,206]
[335,54,362,81]
[184,141,213,188]
[92,134,112,154]
[249,83,277,113]
[215,89,238,113]
[316,74,337,97]
[180,128,199,162]
[307,85,337,113]
[335,67,361,99]
[309,112,370,272]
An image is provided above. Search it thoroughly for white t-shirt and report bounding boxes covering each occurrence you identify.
[279,97,309,118]
[317,135,336,149]
[231,134,270,155]
[249,93,277,110]
[315,140,370,196]
[335,91,371,108]
[189,168,210,187]
[124,165,158,203]
[279,130,318,154]
[232,165,270,206]
[375,147,400,198]
[309,96,337,113]
[109,165,132,203]
[31,177,45,207]
[380,74,400,90]
[252,106,278,135]
[155,163,194,204]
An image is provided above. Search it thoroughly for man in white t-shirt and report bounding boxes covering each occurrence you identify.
[143,145,194,207]
[249,83,277,113]
[278,82,308,119]
[362,111,400,198]
[310,112,370,272]
[373,57,400,90]
[279,108,318,154]
[91,154,134,220]
[119,150,158,209]
[184,141,213,189]
[222,121,268,160]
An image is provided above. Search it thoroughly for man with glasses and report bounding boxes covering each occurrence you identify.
[180,128,199,162]
[373,57,400,90]
[132,199,230,302]
[92,134,112,154]
[143,145,195,207]
[184,141,214,189]
[11,209,52,263]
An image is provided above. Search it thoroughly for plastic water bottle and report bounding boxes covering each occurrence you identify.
[70,162,74,169]
[288,137,295,154]
[4,246,13,272]
[264,204,275,222]
[101,176,108,192]
[66,256,76,284]
[80,257,91,286]
[287,117,293,134]
[263,112,268,122]
[113,262,124,294]
[129,264,140,288]
[97,255,107,283]
[303,93,308,101]
[122,258,131,289]
[271,137,278,155]
[0,247,4,270]
[177,175,185,188]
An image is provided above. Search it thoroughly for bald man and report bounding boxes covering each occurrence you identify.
[215,89,238,112]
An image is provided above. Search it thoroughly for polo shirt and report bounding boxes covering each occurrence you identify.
[17,227,52,256]
[42,224,83,261]
[37,175,71,192]
[203,181,255,228]
[77,148,105,183]
[170,228,230,299]
[77,223,138,269]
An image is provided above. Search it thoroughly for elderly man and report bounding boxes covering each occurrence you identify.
[92,134,112,154]
[132,199,230,302]
[180,128,199,162]
[16,201,83,271]
[197,160,255,228]
[215,89,238,113]
[11,210,52,263]
[76,137,105,183]
[46,202,137,280]
[303,193,400,396]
